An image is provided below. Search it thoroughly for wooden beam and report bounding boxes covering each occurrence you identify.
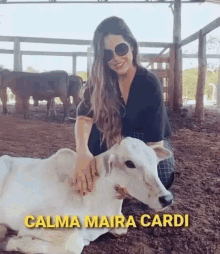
[146,47,169,68]
[0,49,14,54]
[217,65,220,107]
[14,38,22,71]
[173,0,182,110]
[0,36,173,48]
[0,1,206,4]
[150,69,169,78]
[195,30,207,121]
[180,17,220,47]
[87,47,93,78]
[201,17,220,36]
[1,49,220,59]
[0,35,91,45]
[168,47,175,109]
[141,55,169,63]
[138,42,172,48]
[180,31,200,48]
[20,53,23,72]
[181,54,220,59]
[72,55,77,75]
[23,51,87,57]
[0,49,87,57]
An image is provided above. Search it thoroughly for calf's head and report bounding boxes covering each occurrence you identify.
[104,137,173,211]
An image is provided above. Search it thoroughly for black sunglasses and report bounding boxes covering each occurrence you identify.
[104,43,129,62]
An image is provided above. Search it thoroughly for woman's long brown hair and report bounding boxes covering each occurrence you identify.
[82,16,141,149]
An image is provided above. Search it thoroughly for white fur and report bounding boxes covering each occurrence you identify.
[0,137,172,254]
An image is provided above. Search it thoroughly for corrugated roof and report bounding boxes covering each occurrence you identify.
[206,0,220,4]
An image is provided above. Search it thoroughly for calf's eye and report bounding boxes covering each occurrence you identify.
[125,160,136,168]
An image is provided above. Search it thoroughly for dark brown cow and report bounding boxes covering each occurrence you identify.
[1,70,69,120]
[0,68,11,115]
[68,75,83,108]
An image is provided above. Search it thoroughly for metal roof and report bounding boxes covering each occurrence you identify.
[206,0,220,4]
[0,0,208,4]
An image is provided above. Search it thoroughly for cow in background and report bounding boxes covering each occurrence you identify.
[0,68,11,115]
[1,70,69,120]
[33,74,83,117]
[68,75,83,108]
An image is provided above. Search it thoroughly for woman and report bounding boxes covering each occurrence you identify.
[72,16,174,196]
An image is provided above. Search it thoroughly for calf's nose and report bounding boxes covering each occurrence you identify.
[159,194,173,208]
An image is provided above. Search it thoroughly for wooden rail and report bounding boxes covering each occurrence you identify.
[0,36,91,45]
[1,49,220,59]
[146,47,169,68]
[180,17,220,47]
[0,36,173,48]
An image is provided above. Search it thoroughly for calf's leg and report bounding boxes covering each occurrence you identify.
[6,236,51,253]
[6,233,84,254]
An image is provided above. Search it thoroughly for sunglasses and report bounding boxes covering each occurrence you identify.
[104,43,129,62]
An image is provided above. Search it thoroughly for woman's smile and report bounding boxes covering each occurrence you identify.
[104,34,134,76]
[115,62,125,69]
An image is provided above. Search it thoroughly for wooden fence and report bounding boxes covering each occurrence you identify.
[0,15,220,118]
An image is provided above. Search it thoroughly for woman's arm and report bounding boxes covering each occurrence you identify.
[72,116,99,196]
[75,115,93,153]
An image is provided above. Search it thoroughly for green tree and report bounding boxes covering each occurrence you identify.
[182,68,198,100]
[26,67,39,73]
[77,71,87,81]
[182,68,220,100]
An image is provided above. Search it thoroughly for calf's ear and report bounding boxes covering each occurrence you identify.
[151,146,172,163]
[103,153,115,177]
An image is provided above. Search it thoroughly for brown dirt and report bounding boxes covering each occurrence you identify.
[0,104,219,254]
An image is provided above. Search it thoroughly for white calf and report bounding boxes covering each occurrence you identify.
[0,137,173,254]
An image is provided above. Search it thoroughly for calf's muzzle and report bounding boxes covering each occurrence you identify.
[159,194,173,208]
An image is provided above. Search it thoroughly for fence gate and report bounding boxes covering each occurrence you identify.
[150,58,171,107]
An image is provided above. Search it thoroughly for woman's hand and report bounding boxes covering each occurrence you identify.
[71,150,99,196]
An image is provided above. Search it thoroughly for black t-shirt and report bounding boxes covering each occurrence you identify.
[77,65,171,156]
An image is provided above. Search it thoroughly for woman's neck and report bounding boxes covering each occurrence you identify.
[117,65,137,86]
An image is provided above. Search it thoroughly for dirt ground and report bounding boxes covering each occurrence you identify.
[0,103,219,254]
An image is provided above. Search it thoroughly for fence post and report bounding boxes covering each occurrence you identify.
[14,38,22,71]
[195,30,207,120]
[168,46,175,109]
[173,0,182,110]
[20,53,23,71]
[216,65,220,107]
[87,47,93,78]
[72,55,77,75]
